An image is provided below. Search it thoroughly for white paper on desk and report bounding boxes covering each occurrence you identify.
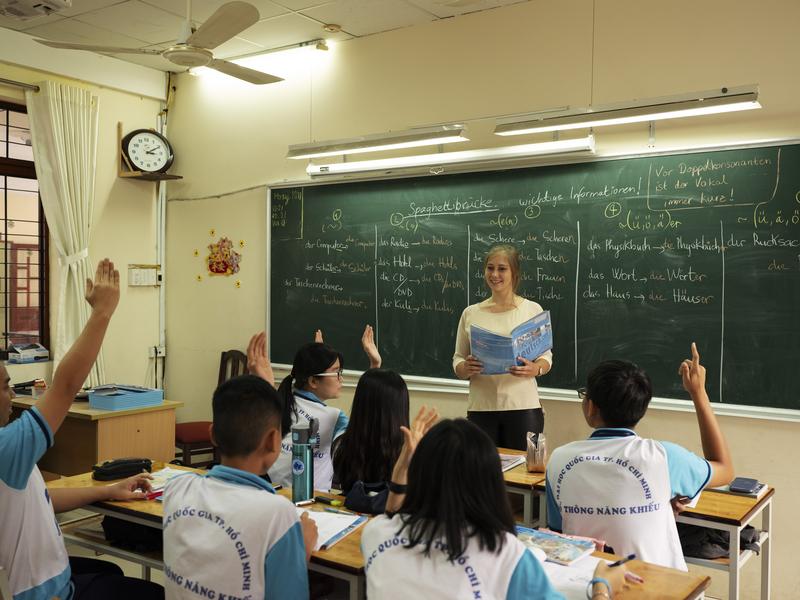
[149,467,191,491]
[499,453,525,472]
[541,554,602,600]
[295,508,362,551]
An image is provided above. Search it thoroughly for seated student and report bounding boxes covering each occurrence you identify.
[331,368,409,500]
[0,259,165,600]
[248,325,380,490]
[162,375,318,600]
[362,413,632,600]
[546,343,734,570]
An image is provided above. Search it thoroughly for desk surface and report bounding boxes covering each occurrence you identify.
[12,397,183,420]
[499,447,546,489]
[48,463,711,597]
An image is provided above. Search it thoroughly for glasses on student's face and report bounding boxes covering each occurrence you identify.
[313,368,343,381]
[577,387,587,401]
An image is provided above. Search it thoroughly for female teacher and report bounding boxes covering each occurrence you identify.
[452,244,552,450]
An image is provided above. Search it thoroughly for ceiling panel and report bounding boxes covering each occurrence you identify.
[139,0,288,23]
[237,12,350,49]
[0,13,64,31]
[272,0,335,10]
[60,0,131,17]
[25,18,150,47]
[75,0,186,44]
[407,0,525,19]
[213,36,267,59]
[301,0,433,37]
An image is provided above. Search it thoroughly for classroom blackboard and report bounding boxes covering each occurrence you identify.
[270,143,800,410]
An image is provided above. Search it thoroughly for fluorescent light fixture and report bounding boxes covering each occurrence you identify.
[287,125,469,160]
[307,136,595,176]
[494,86,760,136]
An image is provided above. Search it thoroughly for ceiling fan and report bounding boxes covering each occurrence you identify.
[34,1,283,85]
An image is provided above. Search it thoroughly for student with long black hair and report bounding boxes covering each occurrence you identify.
[361,414,636,599]
[331,368,409,495]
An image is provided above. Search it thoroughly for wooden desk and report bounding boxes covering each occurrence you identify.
[533,479,774,600]
[12,397,183,476]
[48,465,709,600]
[499,447,546,526]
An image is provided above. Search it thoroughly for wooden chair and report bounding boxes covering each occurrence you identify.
[174,350,248,467]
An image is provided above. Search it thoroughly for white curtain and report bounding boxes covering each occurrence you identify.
[25,81,105,386]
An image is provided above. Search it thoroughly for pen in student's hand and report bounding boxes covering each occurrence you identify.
[323,507,354,515]
[314,496,343,506]
[272,484,283,491]
[295,499,315,506]
[609,553,636,567]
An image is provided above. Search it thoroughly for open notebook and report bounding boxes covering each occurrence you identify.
[296,508,367,550]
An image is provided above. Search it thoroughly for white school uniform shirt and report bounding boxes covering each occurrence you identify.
[546,428,711,570]
[0,408,73,600]
[268,390,348,490]
[163,465,308,600]
[361,514,563,600]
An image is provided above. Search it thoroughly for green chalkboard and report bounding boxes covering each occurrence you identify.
[270,144,800,410]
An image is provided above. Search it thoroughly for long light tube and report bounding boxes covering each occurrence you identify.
[288,125,468,159]
[495,89,760,136]
[306,136,595,176]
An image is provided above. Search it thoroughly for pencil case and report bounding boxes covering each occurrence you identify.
[92,458,152,481]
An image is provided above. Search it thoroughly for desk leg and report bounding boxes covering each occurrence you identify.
[349,574,365,600]
[729,524,741,600]
[523,491,532,526]
[538,491,547,527]
[142,565,151,581]
[761,500,772,600]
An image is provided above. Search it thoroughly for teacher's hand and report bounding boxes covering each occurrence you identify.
[509,356,541,378]
[458,355,484,379]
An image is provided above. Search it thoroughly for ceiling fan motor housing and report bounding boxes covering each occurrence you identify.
[163,45,213,67]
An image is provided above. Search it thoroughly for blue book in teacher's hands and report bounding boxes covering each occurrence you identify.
[470,311,553,375]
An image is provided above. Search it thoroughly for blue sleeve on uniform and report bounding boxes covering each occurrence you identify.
[545,477,562,532]
[332,410,349,440]
[0,407,53,489]
[264,521,309,600]
[507,549,564,600]
[661,441,712,499]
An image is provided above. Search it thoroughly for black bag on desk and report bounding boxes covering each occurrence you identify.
[344,481,389,514]
[92,458,152,481]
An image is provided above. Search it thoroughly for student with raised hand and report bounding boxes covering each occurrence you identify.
[164,375,316,599]
[0,259,165,600]
[545,343,734,570]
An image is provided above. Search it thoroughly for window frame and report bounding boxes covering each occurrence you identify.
[0,100,49,351]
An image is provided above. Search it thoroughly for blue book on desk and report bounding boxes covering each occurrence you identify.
[88,385,164,411]
[470,311,553,375]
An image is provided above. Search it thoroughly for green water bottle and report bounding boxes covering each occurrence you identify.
[291,418,319,503]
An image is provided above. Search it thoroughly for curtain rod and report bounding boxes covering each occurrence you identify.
[0,77,39,92]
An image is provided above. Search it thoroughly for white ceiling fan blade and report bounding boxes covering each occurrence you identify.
[187,1,259,50]
[207,59,283,85]
[35,39,161,55]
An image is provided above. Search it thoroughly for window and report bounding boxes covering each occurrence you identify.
[0,101,48,351]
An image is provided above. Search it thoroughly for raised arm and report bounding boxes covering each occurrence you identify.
[361,324,382,368]
[385,406,439,513]
[679,342,734,487]
[247,331,276,388]
[36,259,120,434]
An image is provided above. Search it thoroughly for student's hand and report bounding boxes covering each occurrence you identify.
[679,342,707,398]
[247,331,275,387]
[314,329,323,343]
[85,258,120,319]
[391,406,439,483]
[457,355,483,379]
[593,561,643,598]
[106,473,153,501]
[361,324,382,368]
[671,495,692,517]
[299,511,318,561]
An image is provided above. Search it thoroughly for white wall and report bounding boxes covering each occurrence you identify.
[165,1,799,598]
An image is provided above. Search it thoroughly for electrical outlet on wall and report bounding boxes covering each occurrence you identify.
[148,346,166,358]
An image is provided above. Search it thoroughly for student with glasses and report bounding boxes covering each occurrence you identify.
[248,326,381,490]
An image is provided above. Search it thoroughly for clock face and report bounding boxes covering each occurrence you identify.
[123,130,173,173]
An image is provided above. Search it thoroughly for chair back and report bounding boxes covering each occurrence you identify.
[0,566,12,600]
[218,349,247,385]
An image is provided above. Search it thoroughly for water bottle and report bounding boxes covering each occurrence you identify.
[291,418,319,503]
